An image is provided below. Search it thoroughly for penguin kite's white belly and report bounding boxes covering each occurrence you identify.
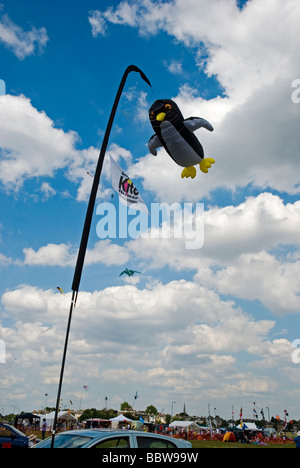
[160,121,201,167]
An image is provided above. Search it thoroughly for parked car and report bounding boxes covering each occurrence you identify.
[34,429,192,448]
[0,423,29,448]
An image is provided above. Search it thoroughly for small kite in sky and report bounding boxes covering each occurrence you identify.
[57,286,65,295]
[148,99,215,179]
[119,268,141,278]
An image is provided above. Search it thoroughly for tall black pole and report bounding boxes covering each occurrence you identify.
[50,65,151,448]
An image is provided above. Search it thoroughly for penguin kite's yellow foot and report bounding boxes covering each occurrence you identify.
[199,158,215,174]
[181,166,197,179]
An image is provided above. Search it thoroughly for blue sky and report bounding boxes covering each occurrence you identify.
[1,0,300,422]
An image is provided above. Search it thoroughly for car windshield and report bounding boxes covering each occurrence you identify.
[35,434,93,448]
[5,426,27,438]
[0,426,26,438]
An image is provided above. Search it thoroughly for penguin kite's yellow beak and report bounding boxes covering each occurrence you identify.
[156,112,166,122]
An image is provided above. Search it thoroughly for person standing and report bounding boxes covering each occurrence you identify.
[294,431,300,448]
[42,418,47,440]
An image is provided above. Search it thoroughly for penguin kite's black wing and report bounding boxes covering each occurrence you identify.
[184,117,214,133]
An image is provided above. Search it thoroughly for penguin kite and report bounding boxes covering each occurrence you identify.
[148,99,215,179]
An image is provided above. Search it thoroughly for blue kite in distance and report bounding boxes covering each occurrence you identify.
[119,268,141,278]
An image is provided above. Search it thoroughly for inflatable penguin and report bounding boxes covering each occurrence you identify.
[148,99,215,178]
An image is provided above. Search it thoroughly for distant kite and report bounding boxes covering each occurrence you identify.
[57,286,65,295]
[119,268,141,278]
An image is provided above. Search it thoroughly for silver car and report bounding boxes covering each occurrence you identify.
[34,428,192,449]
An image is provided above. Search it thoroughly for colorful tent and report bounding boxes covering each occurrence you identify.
[234,422,259,431]
[223,431,236,442]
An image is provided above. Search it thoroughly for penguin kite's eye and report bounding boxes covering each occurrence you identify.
[165,104,172,110]
[150,111,155,119]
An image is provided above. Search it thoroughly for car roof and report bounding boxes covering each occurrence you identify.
[0,423,28,438]
[38,429,192,448]
[54,429,173,438]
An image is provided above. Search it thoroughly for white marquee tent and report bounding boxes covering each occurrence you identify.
[169,421,201,431]
[41,411,76,429]
[234,422,259,431]
[110,414,133,428]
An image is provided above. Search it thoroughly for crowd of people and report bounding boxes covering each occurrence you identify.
[8,415,300,448]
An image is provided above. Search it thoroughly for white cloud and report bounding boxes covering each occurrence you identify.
[0,95,123,199]
[203,251,300,315]
[40,182,56,200]
[163,59,183,75]
[88,10,107,38]
[0,12,48,59]
[23,240,129,267]
[92,0,300,100]
[128,192,300,261]
[1,279,280,411]
[203,193,300,260]
[0,95,78,190]
[248,338,294,369]
[0,252,12,266]
[23,243,76,267]
[126,192,300,314]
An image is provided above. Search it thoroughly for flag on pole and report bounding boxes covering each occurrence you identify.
[110,156,148,213]
[284,409,289,429]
